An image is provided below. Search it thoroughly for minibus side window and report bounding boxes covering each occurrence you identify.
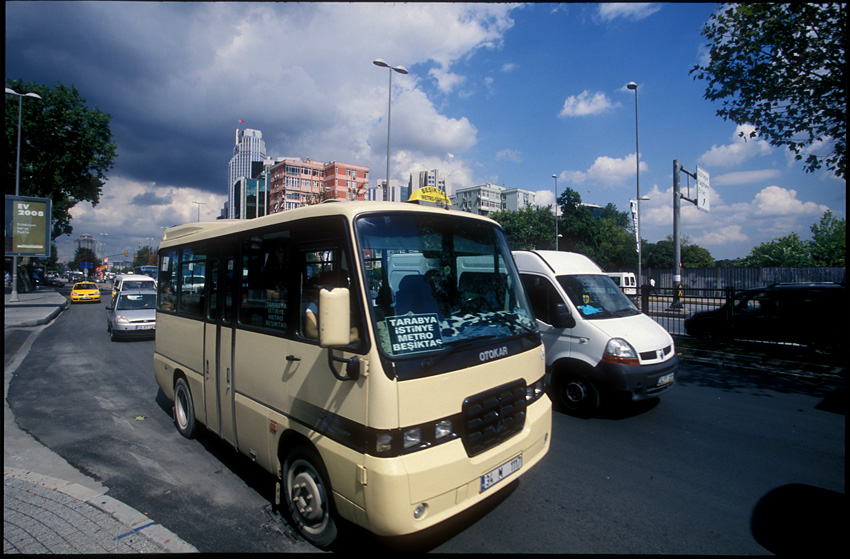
[157,249,178,311]
[179,248,206,317]
[240,231,291,332]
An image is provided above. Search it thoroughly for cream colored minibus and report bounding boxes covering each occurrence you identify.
[153,201,551,547]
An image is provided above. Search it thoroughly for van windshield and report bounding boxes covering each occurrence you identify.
[557,274,639,319]
[356,213,537,360]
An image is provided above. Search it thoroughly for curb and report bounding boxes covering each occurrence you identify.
[4,468,197,553]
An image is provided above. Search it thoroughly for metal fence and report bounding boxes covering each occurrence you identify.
[609,266,846,296]
[638,286,728,337]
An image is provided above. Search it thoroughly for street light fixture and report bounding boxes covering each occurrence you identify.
[552,174,559,251]
[626,81,642,289]
[373,59,408,193]
[6,87,43,302]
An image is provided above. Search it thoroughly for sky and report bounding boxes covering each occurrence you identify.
[6,2,845,265]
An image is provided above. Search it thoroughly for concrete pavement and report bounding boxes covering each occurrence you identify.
[4,285,197,553]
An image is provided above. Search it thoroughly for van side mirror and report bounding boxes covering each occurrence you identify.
[319,288,360,381]
[552,302,576,329]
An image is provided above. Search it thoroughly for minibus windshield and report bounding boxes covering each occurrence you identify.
[557,274,639,319]
[356,213,537,361]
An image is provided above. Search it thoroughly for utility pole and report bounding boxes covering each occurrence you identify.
[672,159,710,309]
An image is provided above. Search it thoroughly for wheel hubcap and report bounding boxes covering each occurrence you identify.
[290,467,325,524]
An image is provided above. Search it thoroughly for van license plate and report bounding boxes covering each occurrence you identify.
[657,372,675,386]
[481,454,522,492]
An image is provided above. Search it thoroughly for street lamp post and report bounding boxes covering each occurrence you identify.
[627,81,642,288]
[5,87,43,302]
[552,174,559,251]
[373,59,408,193]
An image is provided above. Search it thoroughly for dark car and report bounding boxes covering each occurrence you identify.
[685,282,846,355]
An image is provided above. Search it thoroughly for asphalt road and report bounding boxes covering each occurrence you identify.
[7,297,846,553]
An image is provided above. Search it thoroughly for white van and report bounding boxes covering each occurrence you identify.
[607,271,637,296]
[513,250,676,414]
[111,274,157,305]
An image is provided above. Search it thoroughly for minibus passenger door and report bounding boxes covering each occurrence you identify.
[204,249,237,446]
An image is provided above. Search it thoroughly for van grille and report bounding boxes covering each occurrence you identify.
[640,344,672,362]
[462,380,526,457]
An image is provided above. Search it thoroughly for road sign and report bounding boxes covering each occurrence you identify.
[696,166,710,213]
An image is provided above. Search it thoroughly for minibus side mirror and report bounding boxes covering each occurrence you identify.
[319,288,360,381]
[552,302,576,329]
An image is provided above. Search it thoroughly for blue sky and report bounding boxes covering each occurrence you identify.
[6,2,844,264]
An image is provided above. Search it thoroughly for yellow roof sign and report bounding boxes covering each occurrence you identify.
[408,186,452,205]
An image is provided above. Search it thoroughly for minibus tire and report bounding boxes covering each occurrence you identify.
[283,445,338,548]
[173,377,197,438]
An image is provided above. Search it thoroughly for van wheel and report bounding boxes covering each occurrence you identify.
[173,377,197,438]
[283,446,338,548]
[557,374,600,414]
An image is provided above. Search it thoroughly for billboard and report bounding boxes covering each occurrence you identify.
[5,195,52,257]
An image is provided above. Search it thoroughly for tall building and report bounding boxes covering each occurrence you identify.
[452,183,536,217]
[367,179,406,202]
[228,129,267,219]
[410,169,450,196]
[267,158,369,213]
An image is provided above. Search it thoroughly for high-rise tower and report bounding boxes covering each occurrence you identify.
[228,128,267,218]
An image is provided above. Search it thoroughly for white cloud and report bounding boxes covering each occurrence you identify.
[597,3,661,22]
[559,90,618,117]
[698,124,773,167]
[496,149,522,163]
[712,169,782,187]
[560,153,646,186]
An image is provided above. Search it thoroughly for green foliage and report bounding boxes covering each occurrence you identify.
[490,204,556,250]
[642,235,716,269]
[556,187,599,256]
[809,210,845,266]
[71,247,100,272]
[740,211,845,266]
[5,79,118,239]
[691,4,846,178]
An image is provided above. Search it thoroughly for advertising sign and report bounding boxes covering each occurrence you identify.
[5,195,52,257]
[408,186,452,205]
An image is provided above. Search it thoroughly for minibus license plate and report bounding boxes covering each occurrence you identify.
[657,372,674,386]
[481,454,522,492]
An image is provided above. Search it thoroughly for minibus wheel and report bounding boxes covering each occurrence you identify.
[557,373,600,415]
[173,377,197,438]
[283,445,338,548]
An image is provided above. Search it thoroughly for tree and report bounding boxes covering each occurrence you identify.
[5,79,118,239]
[741,232,810,267]
[490,204,556,250]
[643,235,715,268]
[809,210,845,266]
[71,247,100,274]
[557,187,600,256]
[690,4,846,178]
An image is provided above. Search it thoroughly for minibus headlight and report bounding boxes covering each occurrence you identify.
[602,338,639,365]
[403,427,422,449]
[435,419,453,440]
[526,378,545,402]
[376,433,393,453]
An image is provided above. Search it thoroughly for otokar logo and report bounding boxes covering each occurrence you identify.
[480,346,509,363]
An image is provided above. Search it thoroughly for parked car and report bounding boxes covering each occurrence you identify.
[513,250,677,414]
[70,281,101,303]
[685,282,847,355]
[105,289,157,341]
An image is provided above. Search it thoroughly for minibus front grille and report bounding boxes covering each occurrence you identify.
[462,380,526,457]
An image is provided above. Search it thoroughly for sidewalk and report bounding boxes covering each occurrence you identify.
[4,286,197,553]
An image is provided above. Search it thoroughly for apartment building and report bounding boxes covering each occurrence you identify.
[452,183,536,217]
[267,158,369,213]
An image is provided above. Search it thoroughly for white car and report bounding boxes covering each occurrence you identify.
[106,289,157,341]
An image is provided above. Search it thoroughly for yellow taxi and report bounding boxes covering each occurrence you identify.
[70,281,101,303]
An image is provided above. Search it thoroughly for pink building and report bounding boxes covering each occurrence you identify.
[268,158,369,213]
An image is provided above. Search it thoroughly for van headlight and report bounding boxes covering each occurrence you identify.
[602,338,639,365]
